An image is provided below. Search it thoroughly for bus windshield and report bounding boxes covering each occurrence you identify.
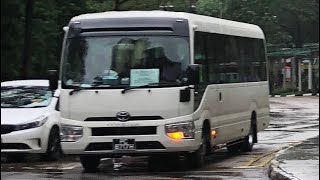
[62,36,190,88]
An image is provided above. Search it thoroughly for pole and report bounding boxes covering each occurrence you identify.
[291,57,297,90]
[282,59,286,90]
[297,59,302,95]
[308,60,312,90]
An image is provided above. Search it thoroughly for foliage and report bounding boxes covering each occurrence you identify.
[1,0,319,81]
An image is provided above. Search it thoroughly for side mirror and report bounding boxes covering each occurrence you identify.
[48,70,58,91]
[187,64,200,85]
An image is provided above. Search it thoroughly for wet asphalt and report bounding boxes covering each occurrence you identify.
[1,96,319,180]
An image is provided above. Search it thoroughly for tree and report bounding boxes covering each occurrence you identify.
[1,0,318,81]
[114,0,130,10]
[22,0,34,79]
[1,0,25,81]
[269,0,319,47]
[196,0,319,48]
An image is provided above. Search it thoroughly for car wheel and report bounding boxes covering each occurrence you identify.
[43,127,62,161]
[80,155,101,173]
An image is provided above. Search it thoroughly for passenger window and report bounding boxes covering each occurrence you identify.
[194,32,208,84]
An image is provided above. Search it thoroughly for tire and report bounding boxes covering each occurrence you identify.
[186,131,207,169]
[43,127,62,161]
[241,126,255,152]
[80,155,101,173]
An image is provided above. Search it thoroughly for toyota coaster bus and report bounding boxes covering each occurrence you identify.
[49,11,270,172]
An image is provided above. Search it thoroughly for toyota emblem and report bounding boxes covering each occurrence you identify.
[116,111,131,122]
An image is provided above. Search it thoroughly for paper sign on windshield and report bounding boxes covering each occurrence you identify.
[130,69,160,87]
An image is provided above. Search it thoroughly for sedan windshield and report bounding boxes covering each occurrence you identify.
[1,86,53,108]
[62,36,190,88]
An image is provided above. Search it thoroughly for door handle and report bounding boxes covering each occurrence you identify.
[219,92,222,102]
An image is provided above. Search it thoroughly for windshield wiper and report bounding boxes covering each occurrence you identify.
[69,86,89,96]
[69,79,104,96]
[121,82,181,94]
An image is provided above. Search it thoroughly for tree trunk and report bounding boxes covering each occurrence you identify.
[22,0,34,79]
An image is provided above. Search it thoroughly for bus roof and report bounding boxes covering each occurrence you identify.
[70,11,265,39]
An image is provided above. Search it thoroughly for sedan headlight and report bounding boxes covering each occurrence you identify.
[60,124,83,142]
[165,121,195,140]
[14,116,48,131]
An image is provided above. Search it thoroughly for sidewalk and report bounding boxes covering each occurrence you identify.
[268,136,319,180]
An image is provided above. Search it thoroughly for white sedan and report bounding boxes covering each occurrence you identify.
[1,80,61,161]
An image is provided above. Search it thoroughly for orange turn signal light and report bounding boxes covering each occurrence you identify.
[167,132,184,140]
[211,130,217,138]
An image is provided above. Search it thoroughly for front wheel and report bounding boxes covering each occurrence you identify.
[43,127,62,161]
[186,133,207,168]
[80,156,101,173]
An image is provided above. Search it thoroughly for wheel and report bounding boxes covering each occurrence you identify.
[227,142,241,154]
[43,127,62,161]
[80,155,101,173]
[241,126,255,152]
[186,131,208,169]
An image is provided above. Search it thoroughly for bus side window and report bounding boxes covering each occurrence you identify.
[194,32,208,84]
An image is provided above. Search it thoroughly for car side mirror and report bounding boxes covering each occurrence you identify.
[48,70,58,91]
[187,64,200,85]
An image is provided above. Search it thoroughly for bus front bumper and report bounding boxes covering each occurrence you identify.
[60,118,202,156]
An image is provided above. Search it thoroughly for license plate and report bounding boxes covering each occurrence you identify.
[113,139,135,150]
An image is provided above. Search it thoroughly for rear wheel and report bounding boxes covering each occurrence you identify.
[241,113,257,152]
[241,126,255,152]
[80,155,101,173]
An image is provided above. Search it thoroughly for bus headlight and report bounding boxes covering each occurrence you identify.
[60,124,83,142]
[165,121,195,140]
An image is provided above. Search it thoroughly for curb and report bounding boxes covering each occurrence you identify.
[270,93,319,98]
[268,160,299,180]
